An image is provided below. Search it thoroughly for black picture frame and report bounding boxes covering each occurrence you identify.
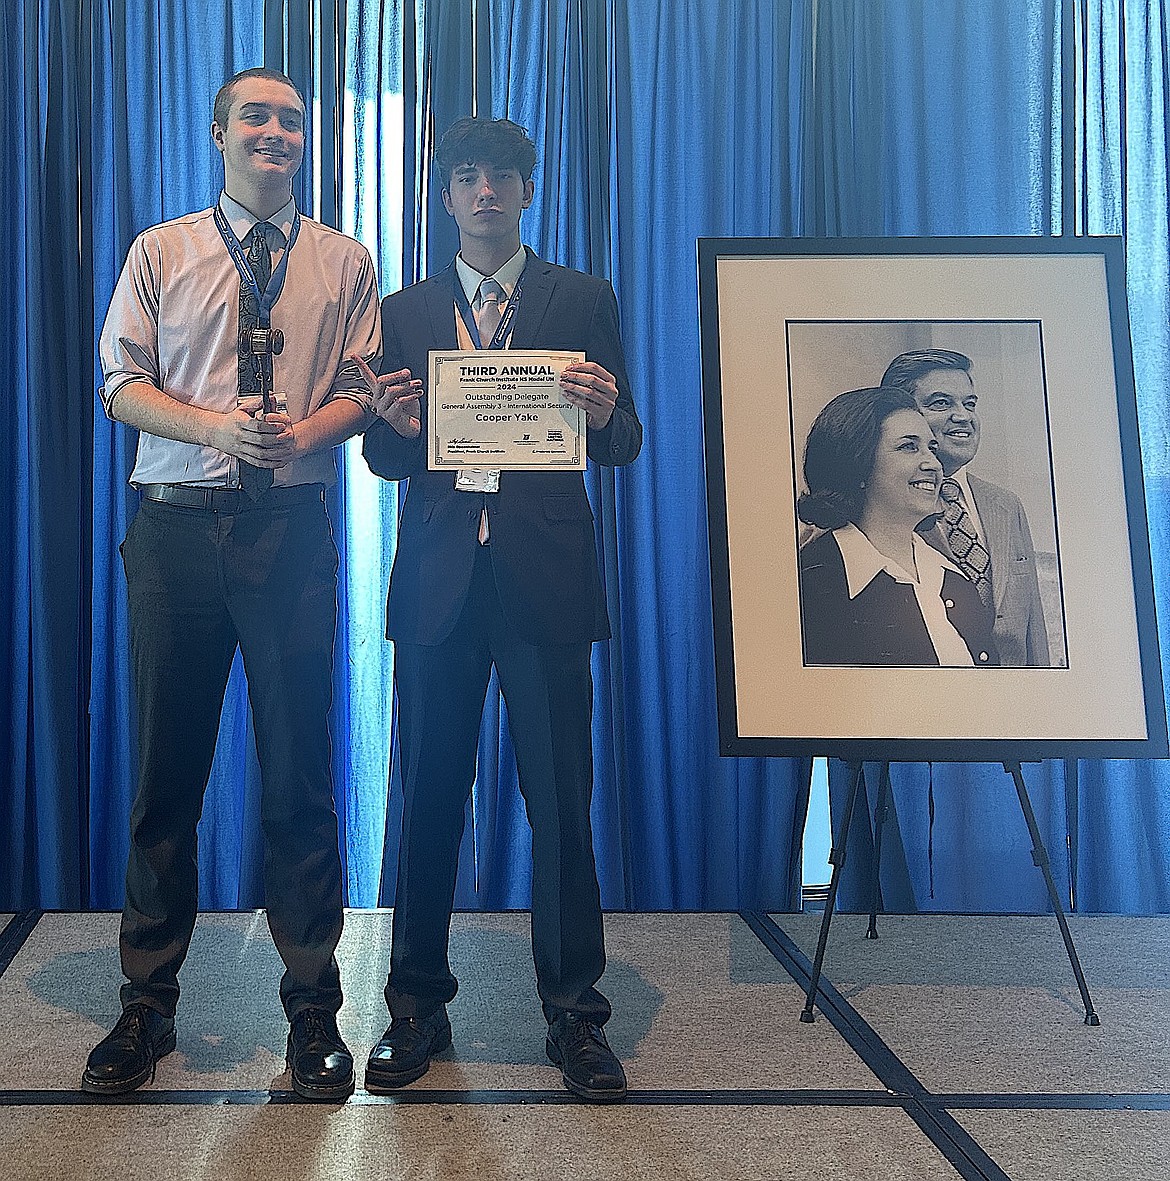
[698,236,1166,761]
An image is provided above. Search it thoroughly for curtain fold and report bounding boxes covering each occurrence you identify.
[822,0,1067,912]
[332,0,408,907]
[1,0,93,908]
[604,0,813,907]
[1071,0,1170,913]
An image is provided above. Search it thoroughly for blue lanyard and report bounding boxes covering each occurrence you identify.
[453,266,526,349]
[214,205,301,325]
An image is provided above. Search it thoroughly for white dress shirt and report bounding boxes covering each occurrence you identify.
[100,192,382,488]
[453,245,527,349]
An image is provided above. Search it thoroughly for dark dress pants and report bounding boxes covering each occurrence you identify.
[387,545,610,1026]
[119,495,344,1019]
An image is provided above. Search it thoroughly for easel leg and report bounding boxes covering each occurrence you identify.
[801,761,866,1023]
[1003,761,1100,1026]
[866,762,892,940]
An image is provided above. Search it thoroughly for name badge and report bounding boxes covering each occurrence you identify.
[455,468,501,493]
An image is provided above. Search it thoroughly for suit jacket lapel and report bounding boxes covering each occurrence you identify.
[509,248,555,347]
[424,264,460,349]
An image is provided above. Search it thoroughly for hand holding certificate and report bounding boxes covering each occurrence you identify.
[428,349,587,470]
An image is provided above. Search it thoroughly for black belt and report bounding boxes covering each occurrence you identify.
[138,483,325,512]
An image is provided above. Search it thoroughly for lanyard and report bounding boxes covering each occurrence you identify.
[453,266,526,349]
[214,205,301,325]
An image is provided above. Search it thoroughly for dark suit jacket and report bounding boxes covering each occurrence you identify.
[362,249,642,646]
[798,530,998,667]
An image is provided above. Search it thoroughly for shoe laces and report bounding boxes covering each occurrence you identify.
[561,1012,604,1049]
[296,1007,336,1045]
[114,1005,153,1038]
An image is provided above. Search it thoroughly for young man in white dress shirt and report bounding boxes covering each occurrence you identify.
[84,67,381,1100]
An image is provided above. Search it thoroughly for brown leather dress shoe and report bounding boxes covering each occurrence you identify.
[364,1007,452,1091]
[546,1012,627,1102]
[81,1004,176,1095]
[286,1007,355,1101]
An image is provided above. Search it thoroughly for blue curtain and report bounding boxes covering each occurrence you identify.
[2,0,93,908]
[5,0,1170,915]
[1072,0,1170,913]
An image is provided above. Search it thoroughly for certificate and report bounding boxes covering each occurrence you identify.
[428,349,587,470]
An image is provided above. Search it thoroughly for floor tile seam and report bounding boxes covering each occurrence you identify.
[0,911,42,981]
[935,1093,1170,1111]
[0,1087,909,1108]
[7,1089,1168,1111]
[740,912,931,1097]
[742,912,1013,1181]
[900,1096,1014,1181]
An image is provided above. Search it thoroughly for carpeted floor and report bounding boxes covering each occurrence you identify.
[0,910,1166,1180]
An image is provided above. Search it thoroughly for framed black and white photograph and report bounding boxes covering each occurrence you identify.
[698,237,1166,760]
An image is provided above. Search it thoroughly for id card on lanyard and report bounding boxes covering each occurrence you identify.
[452,271,525,493]
[215,206,300,410]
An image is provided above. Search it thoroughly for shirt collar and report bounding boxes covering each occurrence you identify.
[834,523,962,600]
[218,191,296,246]
[945,465,975,502]
[455,245,528,303]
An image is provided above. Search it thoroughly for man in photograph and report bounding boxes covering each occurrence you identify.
[881,349,1050,666]
[86,67,381,1099]
[357,117,641,1101]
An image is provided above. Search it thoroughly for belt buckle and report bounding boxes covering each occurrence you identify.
[211,487,244,513]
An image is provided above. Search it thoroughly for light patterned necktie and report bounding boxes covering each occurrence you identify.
[940,478,993,608]
[475,278,504,346]
[470,278,505,544]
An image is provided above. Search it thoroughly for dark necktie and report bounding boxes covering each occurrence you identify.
[238,221,276,495]
[940,477,993,608]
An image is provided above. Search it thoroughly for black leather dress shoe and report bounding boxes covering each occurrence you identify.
[364,1008,452,1091]
[286,1007,355,1101]
[81,1004,176,1095]
[546,1012,627,1102]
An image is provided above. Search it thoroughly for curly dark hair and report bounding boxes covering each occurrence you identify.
[797,386,921,530]
[434,117,537,189]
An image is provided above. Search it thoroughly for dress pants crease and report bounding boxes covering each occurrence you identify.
[387,545,609,1026]
[119,498,344,1019]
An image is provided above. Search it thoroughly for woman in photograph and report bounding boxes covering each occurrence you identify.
[797,386,998,667]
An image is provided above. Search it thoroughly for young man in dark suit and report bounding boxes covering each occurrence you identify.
[356,118,641,1101]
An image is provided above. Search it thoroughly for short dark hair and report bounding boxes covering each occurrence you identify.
[434,117,537,189]
[212,67,305,129]
[880,349,973,397]
[797,386,921,530]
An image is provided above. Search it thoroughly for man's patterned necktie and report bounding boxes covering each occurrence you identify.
[238,222,276,496]
[940,477,993,608]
